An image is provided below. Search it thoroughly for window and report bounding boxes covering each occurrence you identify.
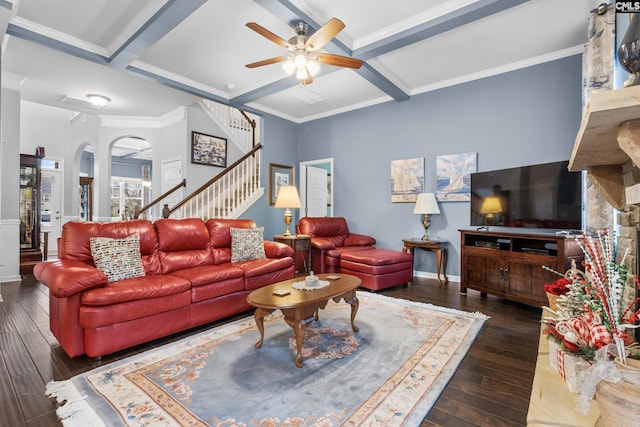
[111,177,143,220]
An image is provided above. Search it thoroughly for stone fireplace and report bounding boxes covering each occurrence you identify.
[577,3,640,277]
[571,85,640,314]
[617,162,640,277]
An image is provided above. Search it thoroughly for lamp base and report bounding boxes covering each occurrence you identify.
[282,209,293,236]
[421,214,431,241]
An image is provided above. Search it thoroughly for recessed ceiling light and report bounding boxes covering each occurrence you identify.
[86,94,110,107]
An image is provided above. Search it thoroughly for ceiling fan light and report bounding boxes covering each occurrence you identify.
[294,53,307,69]
[307,60,320,76]
[296,67,309,80]
[282,59,295,75]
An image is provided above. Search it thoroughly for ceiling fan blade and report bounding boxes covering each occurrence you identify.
[305,18,345,51]
[316,53,363,69]
[246,22,290,49]
[245,56,288,68]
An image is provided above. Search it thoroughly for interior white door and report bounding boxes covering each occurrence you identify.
[304,166,328,217]
[161,157,183,217]
[41,170,62,258]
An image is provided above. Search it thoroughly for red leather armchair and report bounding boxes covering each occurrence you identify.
[298,217,376,273]
[298,217,413,290]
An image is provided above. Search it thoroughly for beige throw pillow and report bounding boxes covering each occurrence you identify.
[89,234,145,283]
[230,227,266,262]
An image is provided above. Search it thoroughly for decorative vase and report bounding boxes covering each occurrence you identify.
[616,358,640,386]
[595,359,640,427]
[619,13,640,86]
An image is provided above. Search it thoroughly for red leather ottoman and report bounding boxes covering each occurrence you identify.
[340,248,413,291]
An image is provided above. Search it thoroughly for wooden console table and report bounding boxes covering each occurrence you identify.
[402,238,448,284]
[527,322,600,426]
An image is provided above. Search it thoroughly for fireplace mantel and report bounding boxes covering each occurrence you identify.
[569,85,640,210]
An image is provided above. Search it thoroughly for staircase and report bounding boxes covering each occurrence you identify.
[141,104,263,221]
[168,144,263,219]
[200,100,259,153]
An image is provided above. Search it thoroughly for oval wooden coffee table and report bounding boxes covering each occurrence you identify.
[246,273,361,368]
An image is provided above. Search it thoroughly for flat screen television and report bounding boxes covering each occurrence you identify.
[470,160,583,231]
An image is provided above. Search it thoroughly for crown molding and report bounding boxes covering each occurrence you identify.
[99,106,186,128]
[10,16,108,56]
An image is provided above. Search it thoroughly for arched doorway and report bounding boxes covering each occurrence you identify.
[110,137,153,220]
[79,144,95,221]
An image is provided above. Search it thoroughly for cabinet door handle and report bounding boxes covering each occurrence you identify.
[499,267,503,280]
[503,269,509,281]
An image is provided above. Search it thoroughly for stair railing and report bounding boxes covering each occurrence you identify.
[135,178,186,219]
[165,144,263,219]
[200,100,259,153]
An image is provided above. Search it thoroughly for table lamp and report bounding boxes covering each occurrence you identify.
[413,193,440,241]
[480,196,503,226]
[274,185,301,236]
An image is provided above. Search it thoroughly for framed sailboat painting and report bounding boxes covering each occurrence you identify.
[390,157,424,203]
[436,152,476,202]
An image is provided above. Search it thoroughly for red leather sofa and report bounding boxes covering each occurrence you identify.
[33,218,294,358]
[298,217,413,290]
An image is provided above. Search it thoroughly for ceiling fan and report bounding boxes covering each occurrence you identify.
[245,18,363,85]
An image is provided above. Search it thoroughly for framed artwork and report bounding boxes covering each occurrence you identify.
[269,163,294,205]
[390,157,424,203]
[191,131,227,167]
[436,152,477,202]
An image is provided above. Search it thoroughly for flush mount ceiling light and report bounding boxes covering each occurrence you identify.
[86,94,110,107]
[245,18,363,86]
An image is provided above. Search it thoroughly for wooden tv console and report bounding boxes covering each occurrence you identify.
[459,229,584,307]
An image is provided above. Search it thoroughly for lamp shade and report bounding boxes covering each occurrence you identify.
[413,193,440,215]
[274,185,301,208]
[479,196,503,214]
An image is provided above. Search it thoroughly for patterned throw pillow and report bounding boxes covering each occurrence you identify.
[230,227,266,262]
[89,234,145,283]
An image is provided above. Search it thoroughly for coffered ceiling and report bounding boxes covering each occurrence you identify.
[1,0,599,123]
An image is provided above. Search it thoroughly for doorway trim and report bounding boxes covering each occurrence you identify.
[299,158,333,217]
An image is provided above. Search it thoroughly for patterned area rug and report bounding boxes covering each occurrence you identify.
[46,292,487,426]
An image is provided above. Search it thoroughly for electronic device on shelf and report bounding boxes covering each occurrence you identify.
[469,160,583,231]
[475,241,499,249]
[521,247,550,255]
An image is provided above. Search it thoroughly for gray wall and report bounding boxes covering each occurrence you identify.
[295,55,583,276]
[10,54,582,280]
[242,112,299,241]
[80,151,93,177]
[110,157,151,179]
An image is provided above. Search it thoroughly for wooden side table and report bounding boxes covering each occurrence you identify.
[402,238,449,285]
[274,234,311,276]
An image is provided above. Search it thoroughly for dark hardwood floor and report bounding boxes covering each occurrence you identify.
[0,274,541,426]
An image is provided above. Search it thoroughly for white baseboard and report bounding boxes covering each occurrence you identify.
[413,270,460,283]
[0,274,22,284]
